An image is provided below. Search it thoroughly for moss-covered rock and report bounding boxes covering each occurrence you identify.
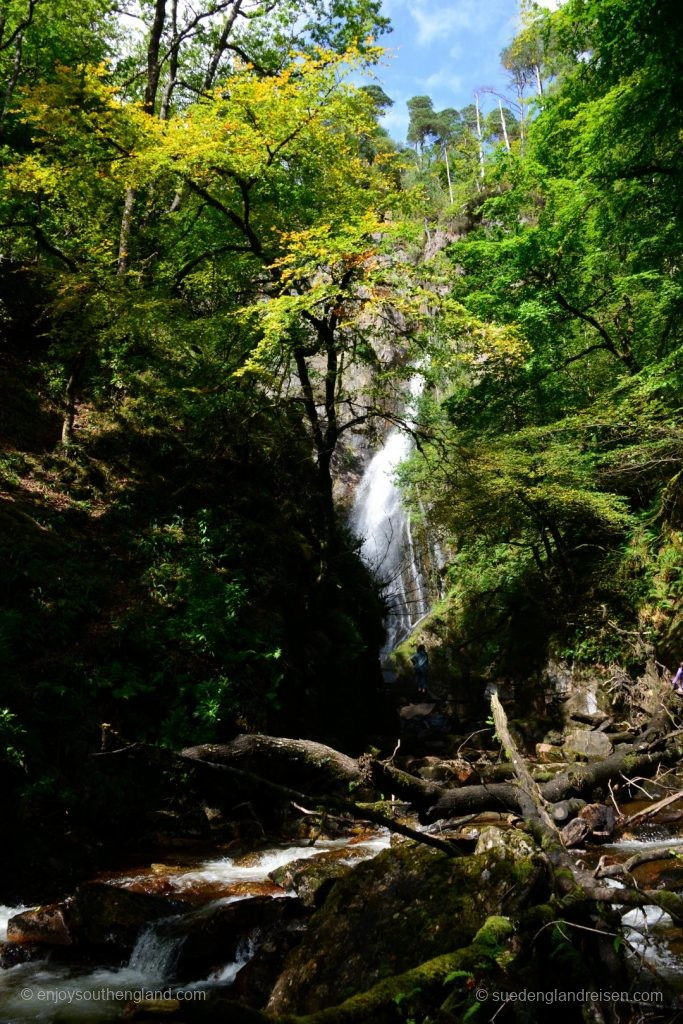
[269,848,370,908]
[266,841,536,1014]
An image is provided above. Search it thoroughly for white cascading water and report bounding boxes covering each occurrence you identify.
[351,375,430,661]
[0,837,392,1022]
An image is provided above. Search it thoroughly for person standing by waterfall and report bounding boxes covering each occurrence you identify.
[411,644,429,697]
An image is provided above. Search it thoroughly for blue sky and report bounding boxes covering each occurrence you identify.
[371,0,536,141]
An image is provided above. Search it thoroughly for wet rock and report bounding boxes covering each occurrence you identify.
[400,704,438,721]
[232,916,309,1007]
[579,803,617,839]
[560,817,591,848]
[399,704,456,750]
[0,939,45,967]
[543,730,564,746]
[71,882,186,951]
[7,902,73,946]
[173,895,306,983]
[269,849,365,907]
[474,827,535,859]
[536,742,565,764]
[267,841,538,1014]
[563,728,613,760]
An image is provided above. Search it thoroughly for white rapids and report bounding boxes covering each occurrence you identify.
[0,834,391,1023]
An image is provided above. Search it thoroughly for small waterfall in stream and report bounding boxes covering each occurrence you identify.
[128,916,186,980]
[351,375,431,662]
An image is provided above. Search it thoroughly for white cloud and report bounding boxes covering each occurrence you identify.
[411,4,474,46]
[421,67,463,95]
[380,107,410,140]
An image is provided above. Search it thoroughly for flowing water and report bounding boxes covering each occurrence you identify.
[351,375,431,660]
[0,835,391,1023]
[588,821,683,993]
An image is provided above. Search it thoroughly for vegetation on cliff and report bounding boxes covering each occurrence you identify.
[0,0,681,921]
[398,0,682,688]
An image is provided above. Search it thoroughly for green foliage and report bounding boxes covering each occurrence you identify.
[397,0,683,682]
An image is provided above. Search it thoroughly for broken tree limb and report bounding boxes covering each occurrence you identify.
[358,755,442,807]
[594,848,680,879]
[490,692,558,835]
[620,789,683,827]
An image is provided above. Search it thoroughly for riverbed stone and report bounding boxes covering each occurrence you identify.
[536,742,565,764]
[266,840,538,1014]
[0,939,45,967]
[268,848,367,907]
[7,902,73,946]
[560,817,591,848]
[563,728,613,760]
[578,802,617,838]
[474,827,536,859]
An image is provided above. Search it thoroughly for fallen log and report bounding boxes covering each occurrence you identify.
[426,742,683,821]
[182,735,363,796]
[96,743,458,857]
[551,798,587,824]
[358,755,442,806]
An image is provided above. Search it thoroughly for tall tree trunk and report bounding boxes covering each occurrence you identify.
[498,98,510,151]
[202,0,243,90]
[0,33,23,139]
[517,86,525,146]
[158,0,179,121]
[443,146,454,203]
[534,63,543,97]
[61,352,85,446]
[474,92,485,184]
[143,0,167,115]
[117,188,136,277]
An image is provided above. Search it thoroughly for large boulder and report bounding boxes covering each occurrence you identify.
[474,827,536,860]
[267,840,538,1014]
[172,895,306,984]
[269,849,368,908]
[71,882,186,951]
[563,728,613,760]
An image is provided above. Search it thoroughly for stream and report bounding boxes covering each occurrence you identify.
[0,836,391,1023]
[579,806,683,994]
[3,808,683,1018]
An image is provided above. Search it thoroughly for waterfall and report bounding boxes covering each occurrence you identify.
[351,375,430,661]
[128,916,186,980]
